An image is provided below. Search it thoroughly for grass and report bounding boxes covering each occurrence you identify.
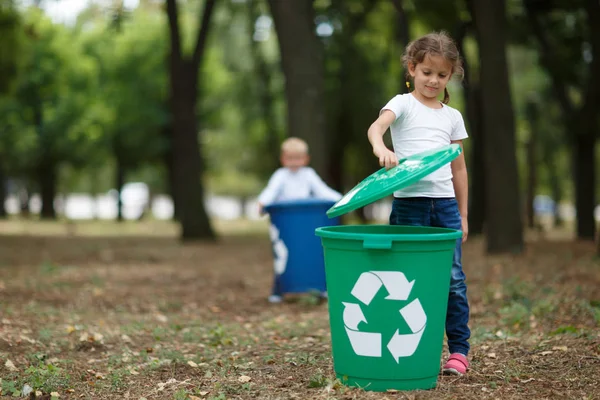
[0,219,599,399]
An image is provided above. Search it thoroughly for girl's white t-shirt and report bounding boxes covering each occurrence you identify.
[381,93,468,198]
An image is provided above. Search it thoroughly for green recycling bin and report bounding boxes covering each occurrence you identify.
[315,144,463,391]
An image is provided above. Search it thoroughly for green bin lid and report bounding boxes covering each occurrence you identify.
[327,144,462,218]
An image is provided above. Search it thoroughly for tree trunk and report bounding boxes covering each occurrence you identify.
[162,123,178,221]
[38,160,57,219]
[267,0,328,181]
[326,0,380,192]
[546,154,562,227]
[524,0,600,239]
[115,157,125,222]
[248,0,280,177]
[170,63,215,240]
[468,86,485,236]
[0,162,6,218]
[525,100,539,229]
[472,0,524,254]
[391,0,410,94]
[573,132,596,240]
[19,184,30,217]
[166,0,216,240]
[456,22,485,236]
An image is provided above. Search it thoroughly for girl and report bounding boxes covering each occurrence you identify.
[367,31,471,376]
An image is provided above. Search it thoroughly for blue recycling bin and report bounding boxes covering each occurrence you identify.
[264,199,341,296]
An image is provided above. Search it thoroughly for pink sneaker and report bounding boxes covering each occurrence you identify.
[442,353,469,376]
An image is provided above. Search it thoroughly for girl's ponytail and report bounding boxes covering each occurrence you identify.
[443,88,450,104]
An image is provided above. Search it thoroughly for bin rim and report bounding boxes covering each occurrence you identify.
[264,198,338,212]
[315,224,462,242]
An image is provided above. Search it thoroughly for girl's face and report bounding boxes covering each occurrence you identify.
[408,54,453,106]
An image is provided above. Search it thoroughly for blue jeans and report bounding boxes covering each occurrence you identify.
[389,197,471,356]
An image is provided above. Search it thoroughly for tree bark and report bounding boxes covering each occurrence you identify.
[115,157,125,222]
[525,0,599,240]
[248,0,280,176]
[456,19,485,236]
[38,160,57,219]
[525,100,538,229]
[161,123,178,221]
[327,0,380,191]
[573,131,596,239]
[0,161,6,218]
[472,0,524,253]
[166,0,216,240]
[267,0,329,181]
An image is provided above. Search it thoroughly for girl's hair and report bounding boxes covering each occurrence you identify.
[402,31,464,104]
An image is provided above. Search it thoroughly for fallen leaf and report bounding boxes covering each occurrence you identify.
[2,318,11,324]
[487,353,497,359]
[199,391,209,396]
[121,334,133,343]
[20,335,36,344]
[51,392,60,398]
[238,375,251,383]
[540,351,553,356]
[189,397,202,400]
[5,359,17,372]
[35,391,43,397]
[66,325,76,334]
[188,361,198,368]
[22,384,33,396]
[155,314,168,323]
[204,370,213,378]
[552,346,568,352]
[520,378,535,383]
[480,345,490,350]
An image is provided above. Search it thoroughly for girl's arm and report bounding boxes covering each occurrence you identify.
[451,140,469,243]
[367,110,398,169]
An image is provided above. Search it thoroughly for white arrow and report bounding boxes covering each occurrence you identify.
[400,299,427,333]
[346,329,382,357]
[386,299,427,363]
[387,326,425,362]
[370,271,415,301]
[342,302,367,330]
[350,272,383,306]
[270,224,288,275]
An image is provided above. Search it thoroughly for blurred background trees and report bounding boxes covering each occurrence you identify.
[0,0,598,254]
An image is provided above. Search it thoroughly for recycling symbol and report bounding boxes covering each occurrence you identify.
[269,224,288,275]
[342,271,427,363]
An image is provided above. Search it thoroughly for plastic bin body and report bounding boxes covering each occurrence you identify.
[265,199,340,294]
[315,224,462,391]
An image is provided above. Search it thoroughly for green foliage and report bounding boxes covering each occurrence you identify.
[0,0,22,94]
[24,362,71,394]
[0,7,102,182]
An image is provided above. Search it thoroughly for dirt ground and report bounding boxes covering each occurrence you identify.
[0,219,599,399]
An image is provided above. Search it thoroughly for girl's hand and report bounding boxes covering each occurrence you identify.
[373,145,398,169]
[461,216,469,243]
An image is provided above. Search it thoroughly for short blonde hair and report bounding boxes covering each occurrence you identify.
[281,137,309,154]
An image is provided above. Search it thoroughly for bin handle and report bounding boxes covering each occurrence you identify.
[363,238,392,250]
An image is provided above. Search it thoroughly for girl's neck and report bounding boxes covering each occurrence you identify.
[410,91,443,109]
